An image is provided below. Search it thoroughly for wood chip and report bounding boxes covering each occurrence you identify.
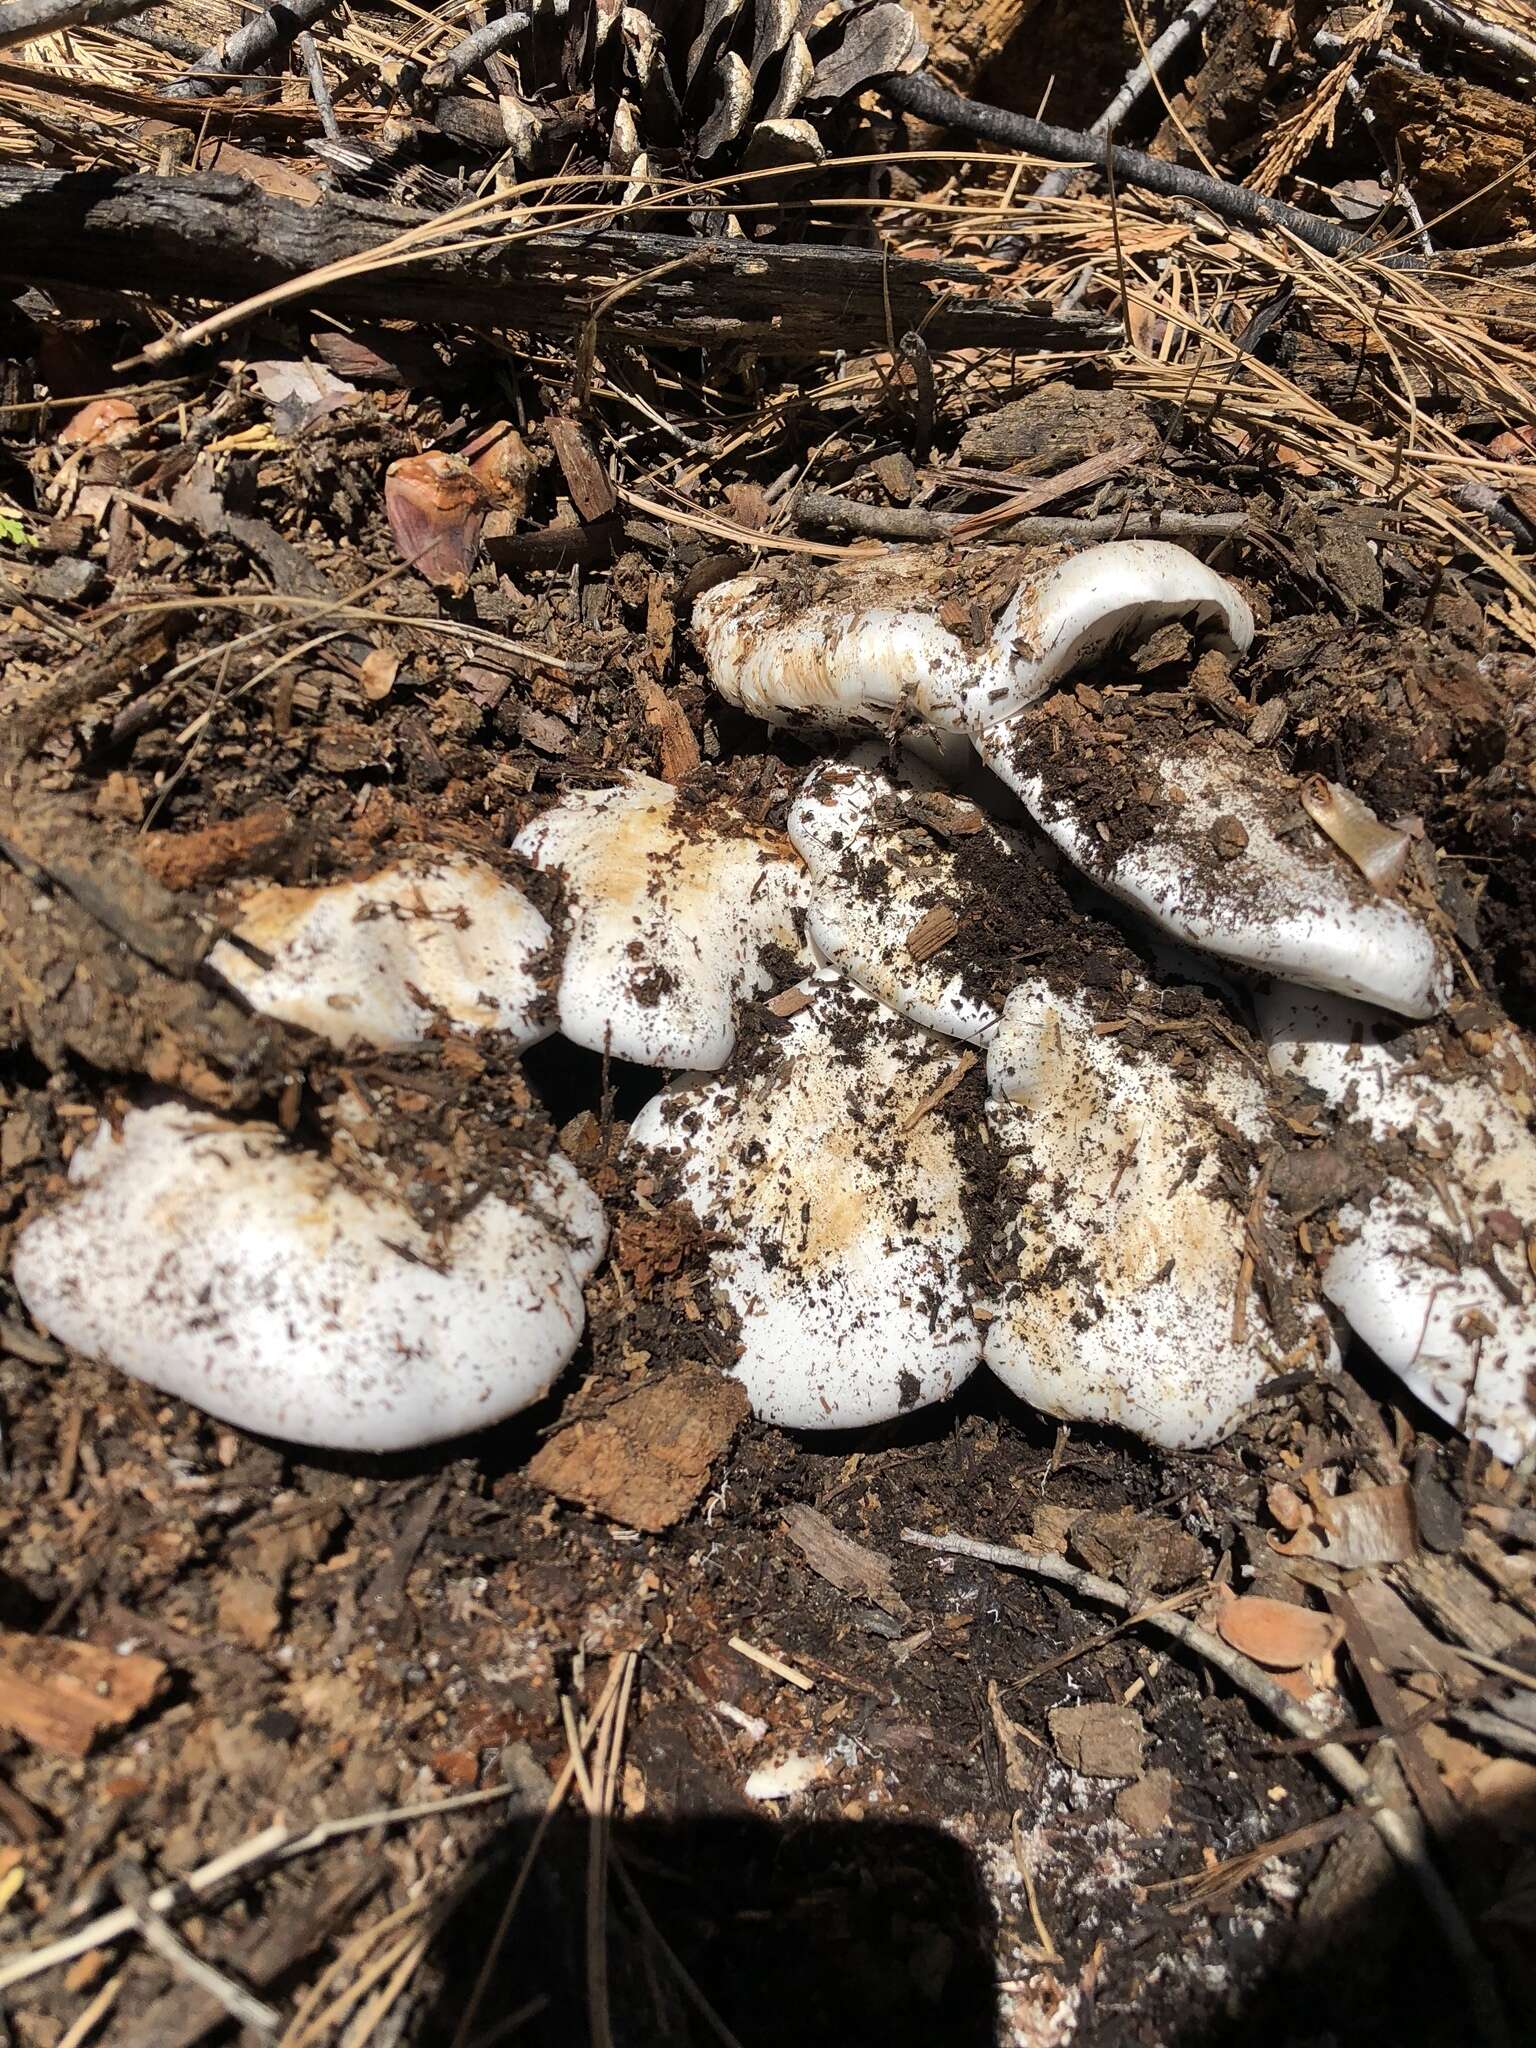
[0,1631,166,1758]
[527,1364,747,1533]
[728,1635,814,1691]
[781,1503,910,1621]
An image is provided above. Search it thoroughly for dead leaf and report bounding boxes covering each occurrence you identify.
[385,452,489,594]
[1214,1593,1343,1671]
[1268,1477,1419,1569]
[248,359,359,437]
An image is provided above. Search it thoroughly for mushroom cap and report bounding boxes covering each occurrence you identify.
[513,773,811,1069]
[693,540,1254,738]
[984,981,1332,1448]
[980,717,1452,1020]
[12,1105,605,1453]
[626,970,983,1428]
[788,760,1045,1044]
[208,852,553,1052]
[1260,986,1536,1466]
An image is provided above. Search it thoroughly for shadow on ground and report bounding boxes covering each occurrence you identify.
[417,1813,999,2047]
[413,1780,1535,2048]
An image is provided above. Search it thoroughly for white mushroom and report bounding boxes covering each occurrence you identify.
[208,852,553,1051]
[693,540,1254,739]
[1260,987,1536,1467]
[11,1104,606,1453]
[984,980,1334,1448]
[979,715,1452,1020]
[788,760,1051,1044]
[513,773,811,1068]
[626,970,983,1427]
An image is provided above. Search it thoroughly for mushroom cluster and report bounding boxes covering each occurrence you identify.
[12,537,1536,1466]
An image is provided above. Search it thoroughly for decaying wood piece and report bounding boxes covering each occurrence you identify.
[909,0,1041,88]
[0,1630,166,1757]
[0,0,158,54]
[0,168,1108,358]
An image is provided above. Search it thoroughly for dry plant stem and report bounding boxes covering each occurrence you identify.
[1403,0,1536,78]
[902,1527,1509,2048]
[0,0,156,51]
[883,70,1415,268]
[793,486,1245,545]
[298,30,340,142]
[112,1864,281,2036]
[1034,0,1221,202]
[166,0,343,97]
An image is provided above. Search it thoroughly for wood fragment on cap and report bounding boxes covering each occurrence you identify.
[763,985,815,1018]
[904,902,960,962]
[900,1048,977,1130]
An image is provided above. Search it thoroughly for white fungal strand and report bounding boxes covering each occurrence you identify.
[984,981,1334,1449]
[788,760,1049,1045]
[693,540,1254,739]
[208,852,553,1051]
[626,970,983,1428]
[981,716,1453,1020]
[12,1105,606,1453]
[1261,987,1536,1467]
[513,773,811,1069]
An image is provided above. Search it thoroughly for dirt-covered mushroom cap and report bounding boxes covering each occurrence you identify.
[788,760,1050,1044]
[11,1105,606,1453]
[1261,986,1536,1466]
[513,772,811,1069]
[207,852,554,1052]
[979,714,1453,1020]
[984,980,1334,1448]
[693,540,1254,739]
[626,970,983,1427]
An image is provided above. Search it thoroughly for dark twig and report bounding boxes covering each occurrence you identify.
[882,70,1418,268]
[0,0,156,50]
[165,0,343,99]
[793,487,1245,546]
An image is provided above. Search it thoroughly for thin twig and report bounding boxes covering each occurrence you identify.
[297,30,340,142]
[901,1526,1509,2048]
[1034,0,1221,201]
[882,70,1417,268]
[793,488,1245,546]
[0,0,157,52]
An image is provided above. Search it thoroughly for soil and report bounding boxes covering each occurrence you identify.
[0,5,1534,2047]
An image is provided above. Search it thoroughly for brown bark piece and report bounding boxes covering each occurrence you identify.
[0,1631,166,1757]
[909,0,1041,90]
[527,1365,748,1533]
[546,419,616,522]
[137,806,294,891]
